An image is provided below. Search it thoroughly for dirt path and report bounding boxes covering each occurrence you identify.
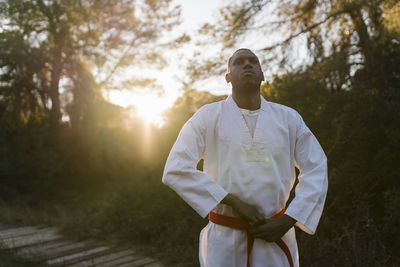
[0,223,163,266]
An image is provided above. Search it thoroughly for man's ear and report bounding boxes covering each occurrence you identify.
[225,73,231,83]
[262,72,265,81]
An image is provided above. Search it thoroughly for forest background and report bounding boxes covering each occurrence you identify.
[1,0,399,266]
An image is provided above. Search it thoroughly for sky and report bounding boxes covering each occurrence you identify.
[104,0,304,126]
[105,0,226,125]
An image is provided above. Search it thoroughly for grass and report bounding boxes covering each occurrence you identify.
[0,247,48,267]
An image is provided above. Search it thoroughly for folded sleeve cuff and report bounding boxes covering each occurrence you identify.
[285,201,319,235]
[196,183,229,218]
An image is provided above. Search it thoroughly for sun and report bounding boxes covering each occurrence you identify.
[133,94,167,126]
[107,90,171,127]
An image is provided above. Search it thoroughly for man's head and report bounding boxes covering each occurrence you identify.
[225,48,264,93]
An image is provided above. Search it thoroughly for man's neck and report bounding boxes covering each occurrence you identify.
[232,91,261,110]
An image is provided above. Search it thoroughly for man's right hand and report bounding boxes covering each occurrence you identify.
[221,194,265,225]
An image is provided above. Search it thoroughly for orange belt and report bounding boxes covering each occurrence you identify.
[209,210,294,267]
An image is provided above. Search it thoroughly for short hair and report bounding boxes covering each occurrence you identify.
[227,48,257,72]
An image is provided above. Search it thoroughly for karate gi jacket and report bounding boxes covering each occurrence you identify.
[162,95,328,267]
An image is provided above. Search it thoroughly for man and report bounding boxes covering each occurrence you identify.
[162,48,328,267]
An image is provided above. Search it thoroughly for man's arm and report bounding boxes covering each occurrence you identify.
[284,113,328,234]
[251,112,327,242]
[163,107,270,222]
[162,107,228,218]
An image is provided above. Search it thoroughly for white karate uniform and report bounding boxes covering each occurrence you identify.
[162,95,328,267]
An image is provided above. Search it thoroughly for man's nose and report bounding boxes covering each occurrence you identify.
[244,60,252,68]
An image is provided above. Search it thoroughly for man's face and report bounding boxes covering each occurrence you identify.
[226,50,264,91]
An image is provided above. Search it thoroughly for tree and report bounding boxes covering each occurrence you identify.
[0,0,183,129]
[192,0,400,90]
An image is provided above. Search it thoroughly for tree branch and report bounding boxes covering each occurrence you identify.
[260,10,347,51]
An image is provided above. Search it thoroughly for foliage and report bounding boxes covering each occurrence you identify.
[0,0,183,128]
[0,1,399,266]
[192,0,400,89]
[0,88,222,266]
[0,246,47,267]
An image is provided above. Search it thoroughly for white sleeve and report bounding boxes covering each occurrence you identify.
[162,109,228,218]
[285,113,328,234]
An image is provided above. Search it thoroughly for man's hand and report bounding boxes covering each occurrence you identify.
[221,194,265,225]
[249,214,296,242]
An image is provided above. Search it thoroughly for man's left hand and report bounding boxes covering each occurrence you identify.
[249,214,296,242]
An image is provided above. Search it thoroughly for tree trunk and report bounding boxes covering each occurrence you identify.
[49,52,63,129]
[349,9,374,75]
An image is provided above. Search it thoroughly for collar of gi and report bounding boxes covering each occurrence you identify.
[227,95,270,112]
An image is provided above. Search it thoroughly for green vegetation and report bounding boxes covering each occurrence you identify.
[0,246,47,267]
[1,0,399,266]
